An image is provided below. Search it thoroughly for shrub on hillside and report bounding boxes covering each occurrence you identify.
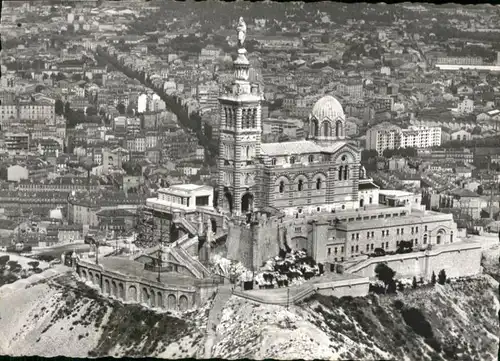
[28,261,40,271]
[7,260,22,273]
[438,269,447,285]
[375,263,396,293]
[401,307,434,340]
[431,271,437,285]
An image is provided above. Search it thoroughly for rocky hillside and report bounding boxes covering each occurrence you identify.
[214,276,499,360]
[0,270,498,360]
[0,271,209,358]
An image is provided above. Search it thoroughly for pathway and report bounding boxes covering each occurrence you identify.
[202,283,233,359]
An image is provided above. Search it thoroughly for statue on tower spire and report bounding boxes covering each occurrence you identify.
[237,17,247,48]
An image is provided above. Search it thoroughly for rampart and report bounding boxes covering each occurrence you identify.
[345,241,483,281]
[232,274,370,305]
[76,260,218,311]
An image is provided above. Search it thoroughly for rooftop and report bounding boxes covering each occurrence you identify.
[261,140,356,157]
[337,210,453,231]
[157,184,213,196]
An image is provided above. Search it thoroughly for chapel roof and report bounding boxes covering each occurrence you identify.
[310,95,345,121]
[260,140,355,157]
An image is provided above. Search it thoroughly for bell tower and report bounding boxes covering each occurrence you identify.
[217,17,262,217]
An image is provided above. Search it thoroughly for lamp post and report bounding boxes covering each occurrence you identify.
[157,247,162,283]
[157,217,164,283]
[94,239,99,265]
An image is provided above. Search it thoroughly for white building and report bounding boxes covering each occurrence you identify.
[137,93,148,113]
[146,184,214,213]
[457,97,474,114]
[7,165,29,182]
[366,122,441,154]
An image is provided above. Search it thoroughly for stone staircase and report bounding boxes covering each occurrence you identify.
[170,233,190,248]
[174,216,198,236]
[170,245,211,279]
[202,284,233,359]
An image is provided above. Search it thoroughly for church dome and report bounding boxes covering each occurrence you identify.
[310,95,345,121]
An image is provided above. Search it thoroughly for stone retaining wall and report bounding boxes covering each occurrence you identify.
[76,260,218,311]
[346,241,483,281]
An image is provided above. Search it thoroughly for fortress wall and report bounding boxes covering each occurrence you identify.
[316,280,370,298]
[425,246,482,279]
[253,221,281,269]
[226,223,253,270]
[226,219,284,270]
[349,242,482,281]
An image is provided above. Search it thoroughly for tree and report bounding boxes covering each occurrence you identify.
[412,276,418,289]
[67,109,86,128]
[117,103,126,115]
[7,260,21,273]
[28,261,40,271]
[471,126,482,135]
[64,102,71,115]
[476,185,484,195]
[0,255,10,273]
[55,72,66,82]
[375,263,396,293]
[126,102,135,117]
[361,149,378,162]
[397,240,413,254]
[387,279,397,294]
[438,269,447,285]
[383,148,395,158]
[55,99,65,116]
[86,106,98,116]
[431,271,437,285]
[397,281,405,292]
[43,73,49,80]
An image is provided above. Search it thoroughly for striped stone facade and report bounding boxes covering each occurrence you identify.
[216,25,362,217]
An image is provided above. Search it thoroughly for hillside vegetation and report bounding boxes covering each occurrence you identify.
[211,275,499,360]
[0,270,497,360]
[0,272,209,358]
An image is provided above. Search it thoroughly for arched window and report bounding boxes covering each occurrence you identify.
[312,119,319,136]
[298,179,304,191]
[308,155,314,163]
[316,178,321,190]
[338,166,343,180]
[423,234,428,244]
[279,181,285,193]
[290,156,295,164]
[336,121,340,136]
[246,146,250,159]
[251,109,257,128]
[450,232,453,243]
[271,158,277,166]
[322,122,329,136]
[344,165,349,180]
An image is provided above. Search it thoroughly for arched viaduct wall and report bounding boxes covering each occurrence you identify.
[76,260,217,311]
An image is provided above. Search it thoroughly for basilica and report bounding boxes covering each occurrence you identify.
[141,19,482,285]
[217,28,365,217]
